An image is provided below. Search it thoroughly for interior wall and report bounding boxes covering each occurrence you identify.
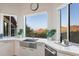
[0,3,22,15]
[47,8,60,40]
[17,3,55,37]
[18,3,64,40]
[0,3,64,41]
[0,4,16,35]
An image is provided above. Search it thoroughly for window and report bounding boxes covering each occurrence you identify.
[60,6,68,41]
[60,3,79,44]
[3,16,17,36]
[25,12,48,38]
[70,3,79,43]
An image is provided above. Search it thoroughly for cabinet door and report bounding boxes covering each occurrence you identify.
[14,40,20,56]
[0,41,14,56]
[20,46,37,56]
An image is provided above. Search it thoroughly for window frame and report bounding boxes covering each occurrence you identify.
[60,4,69,42]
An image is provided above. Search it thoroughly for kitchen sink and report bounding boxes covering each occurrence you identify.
[20,39,38,49]
[23,39,38,42]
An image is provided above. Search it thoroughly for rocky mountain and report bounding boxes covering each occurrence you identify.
[61,25,79,32]
[35,28,47,33]
[70,25,79,32]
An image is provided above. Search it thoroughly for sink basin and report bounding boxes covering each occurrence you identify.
[20,41,37,48]
[21,39,38,48]
[21,39,38,49]
[23,39,38,42]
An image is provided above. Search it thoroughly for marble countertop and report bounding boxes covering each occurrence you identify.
[0,37,79,56]
[37,39,79,56]
[40,40,79,56]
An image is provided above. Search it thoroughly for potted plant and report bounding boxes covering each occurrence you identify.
[17,29,23,38]
[47,29,56,40]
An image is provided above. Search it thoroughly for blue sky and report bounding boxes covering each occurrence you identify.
[26,12,48,30]
[61,6,68,27]
[61,3,79,27]
[70,3,79,26]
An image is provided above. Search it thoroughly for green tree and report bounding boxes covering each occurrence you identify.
[25,25,48,38]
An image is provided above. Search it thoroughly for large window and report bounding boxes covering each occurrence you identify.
[25,12,48,38]
[60,3,79,44]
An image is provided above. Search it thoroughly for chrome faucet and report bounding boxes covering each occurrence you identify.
[64,39,70,46]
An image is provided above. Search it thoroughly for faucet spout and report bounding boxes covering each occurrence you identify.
[64,39,70,46]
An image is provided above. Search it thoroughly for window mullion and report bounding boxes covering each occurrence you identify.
[68,4,70,42]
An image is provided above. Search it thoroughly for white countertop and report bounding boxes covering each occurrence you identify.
[0,37,79,56]
[37,39,79,56]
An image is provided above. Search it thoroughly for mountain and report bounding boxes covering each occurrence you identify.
[61,25,79,33]
[70,25,79,32]
[61,27,67,32]
[35,28,46,33]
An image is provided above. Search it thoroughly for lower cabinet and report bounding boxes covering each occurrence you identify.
[19,42,45,56]
[20,47,37,56]
[0,41,14,56]
[0,40,73,56]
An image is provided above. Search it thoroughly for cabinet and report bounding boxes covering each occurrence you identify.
[20,47,37,56]
[0,41,14,56]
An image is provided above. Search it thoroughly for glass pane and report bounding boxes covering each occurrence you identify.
[25,12,48,38]
[11,16,17,36]
[60,6,68,41]
[3,16,9,36]
[3,21,8,36]
[70,3,79,43]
